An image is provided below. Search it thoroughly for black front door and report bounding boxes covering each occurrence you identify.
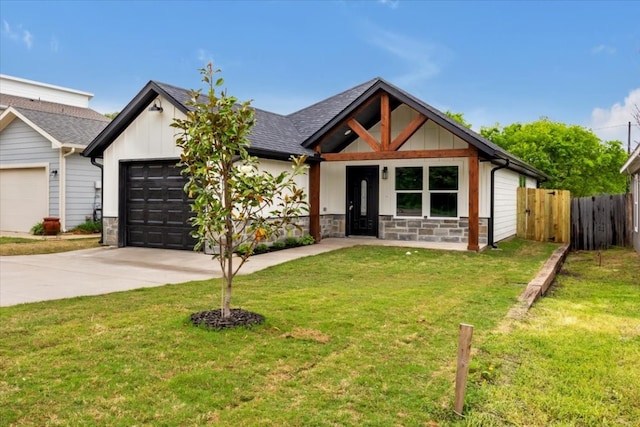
[346,166,379,237]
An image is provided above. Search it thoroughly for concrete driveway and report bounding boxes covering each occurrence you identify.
[0,246,221,306]
[0,238,467,307]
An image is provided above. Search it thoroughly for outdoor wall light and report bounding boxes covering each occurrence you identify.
[382,166,388,180]
[50,169,58,177]
[148,99,163,113]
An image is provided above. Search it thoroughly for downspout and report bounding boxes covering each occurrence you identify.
[90,157,104,244]
[489,158,510,248]
[60,148,77,231]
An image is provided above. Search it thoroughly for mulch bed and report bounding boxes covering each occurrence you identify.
[190,308,265,330]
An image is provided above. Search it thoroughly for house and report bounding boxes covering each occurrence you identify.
[83,77,547,251]
[0,75,110,233]
[620,143,640,252]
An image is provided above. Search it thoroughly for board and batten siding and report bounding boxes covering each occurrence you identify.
[103,96,185,217]
[0,119,59,218]
[492,168,520,242]
[65,152,101,229]
[102,98,308,219]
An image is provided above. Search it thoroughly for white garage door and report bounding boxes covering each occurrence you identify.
[0,167,48,232]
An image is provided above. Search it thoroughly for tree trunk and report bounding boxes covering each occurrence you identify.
[222,160,234,319]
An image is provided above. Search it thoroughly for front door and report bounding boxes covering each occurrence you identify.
[346,166,379,237]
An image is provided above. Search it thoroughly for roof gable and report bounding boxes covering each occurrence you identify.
[0,106,109,150]
[82,76,547,179]
[620,143,640,175]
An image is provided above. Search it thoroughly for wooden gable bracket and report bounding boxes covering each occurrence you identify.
[330,91,428,159]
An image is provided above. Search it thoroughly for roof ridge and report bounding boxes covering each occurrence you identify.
[287,77,380,118]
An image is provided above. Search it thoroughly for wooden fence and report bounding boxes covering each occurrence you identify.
[570,193,632,251]
[517,188,571,244]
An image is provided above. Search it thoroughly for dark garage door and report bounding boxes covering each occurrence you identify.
[124,161,197,250]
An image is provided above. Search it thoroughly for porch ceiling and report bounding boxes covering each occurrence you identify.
[317,90,403,154]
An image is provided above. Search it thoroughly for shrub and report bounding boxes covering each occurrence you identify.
[72,220,102,234]
[284,237,300,247]
[30,222,44,235]
[300,234,315,245]
[254,243,269,254]
[272,241,286,250]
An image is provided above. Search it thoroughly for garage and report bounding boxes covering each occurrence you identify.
[0,167,48,232]
[123,160,197,250]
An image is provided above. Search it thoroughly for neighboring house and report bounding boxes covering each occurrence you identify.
[620,144,640,253]
[83,77,547,251]
[0,74,110,232]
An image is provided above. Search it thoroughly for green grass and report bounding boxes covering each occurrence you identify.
[1,239,559,426]
[463,247,640,426]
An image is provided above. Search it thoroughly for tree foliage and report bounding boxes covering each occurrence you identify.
[480,119,628,197]
[171,64,309,318]
[445,110,472,129]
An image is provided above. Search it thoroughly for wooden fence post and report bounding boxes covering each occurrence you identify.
[454,323,474,415]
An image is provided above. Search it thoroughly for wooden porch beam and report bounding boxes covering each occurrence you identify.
[389,113,428,152]
[322,148,473,162]
[312,93,382,151]
[467,147,480,251]
[380,93,390,151]
[348,118,380,152]
[308,162,321,243]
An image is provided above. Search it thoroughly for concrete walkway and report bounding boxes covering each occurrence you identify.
[0,238,469,307]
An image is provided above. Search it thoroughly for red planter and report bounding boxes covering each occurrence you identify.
[43,217,61,235]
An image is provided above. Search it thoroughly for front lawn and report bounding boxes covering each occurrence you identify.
[463,247,640,426]
[0,236,100,256]
[1,239,557,426]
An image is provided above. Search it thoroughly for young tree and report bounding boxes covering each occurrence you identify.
[480,119,628,197]
[172,64,308,326]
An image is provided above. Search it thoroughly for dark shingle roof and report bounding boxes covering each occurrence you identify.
[287,78,378,141]
[153,81,314,158]
[13,107,110,147]
[0,93,109,122]
[83,77,547,179]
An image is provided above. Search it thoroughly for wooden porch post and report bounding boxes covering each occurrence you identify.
[467,149,480,251]
[309,161,321,243]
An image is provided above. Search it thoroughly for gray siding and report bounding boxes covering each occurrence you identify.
[0,119,59,218]
[65,152,101,229]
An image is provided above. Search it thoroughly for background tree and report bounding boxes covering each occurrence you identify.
[480,119,628,197]
[104,111,119,120]
[172,64,308,326]
[445,110,472,129]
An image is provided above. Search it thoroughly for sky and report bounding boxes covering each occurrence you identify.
[1,0,639,147]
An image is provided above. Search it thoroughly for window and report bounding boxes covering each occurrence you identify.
[429,166,458,217]
[395,167,423,216]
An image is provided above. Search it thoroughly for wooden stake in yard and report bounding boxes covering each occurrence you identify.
[454,323,474,416]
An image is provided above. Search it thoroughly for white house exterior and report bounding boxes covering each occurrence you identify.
[620,144,640,253]
[0,75,109,232]
[84,78,546,251]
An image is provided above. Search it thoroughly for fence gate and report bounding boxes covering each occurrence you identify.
[517,188,571,243]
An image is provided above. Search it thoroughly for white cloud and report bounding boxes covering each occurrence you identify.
[588,88,640,144]
[23,30,33,49]
[591,44,616,55]
[2,20,34,49]
[362,23,451,88]
[378,0,399,9]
